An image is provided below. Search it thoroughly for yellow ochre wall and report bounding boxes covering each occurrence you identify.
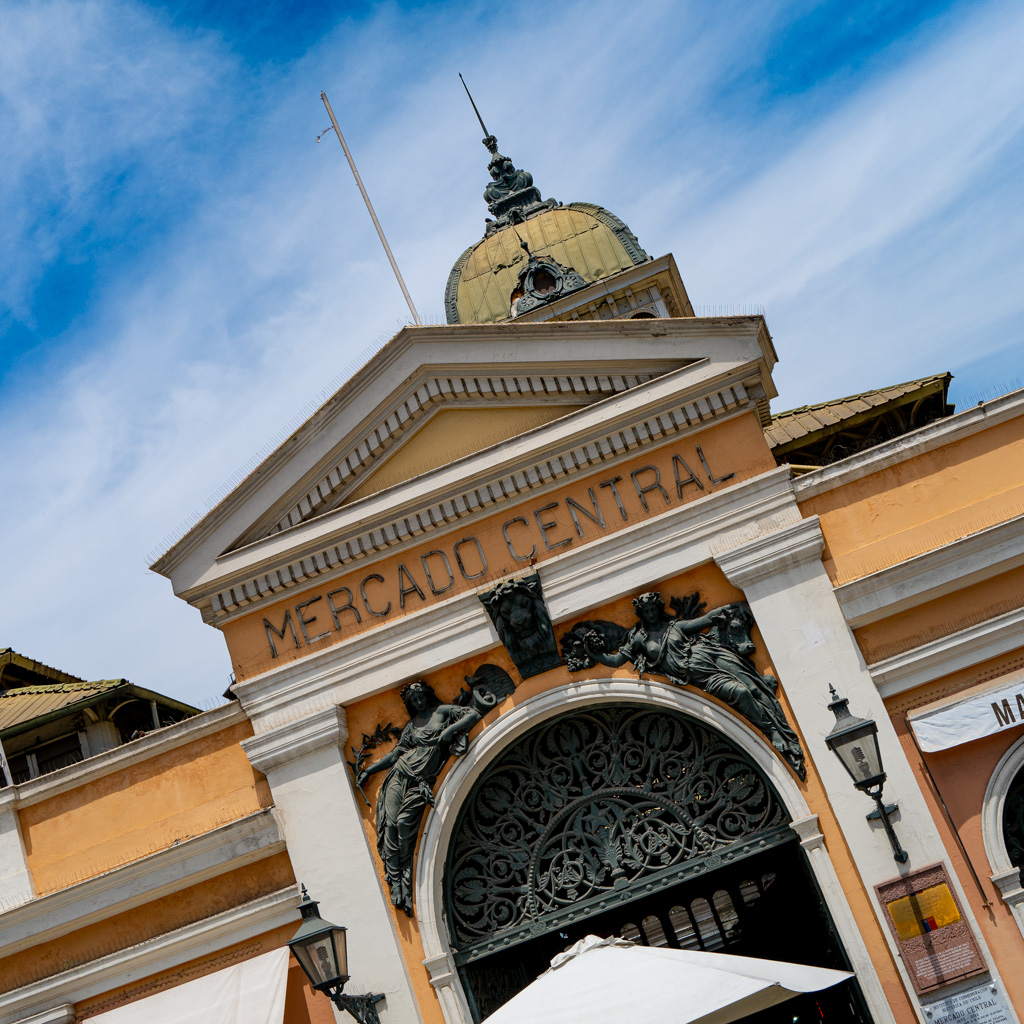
[800,415,1024,586]
[344,562,918,1024]
[224,413,777,681]
[0,853,294,996]
[19,720,272,895]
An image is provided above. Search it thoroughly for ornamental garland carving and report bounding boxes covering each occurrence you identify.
[560,591,806,779]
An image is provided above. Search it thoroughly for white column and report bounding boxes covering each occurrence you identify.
[0,789,35,909]
[714,516,1018,1021]
[242,706,423,1024]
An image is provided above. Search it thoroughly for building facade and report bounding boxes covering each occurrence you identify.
[2,138,1023,1024]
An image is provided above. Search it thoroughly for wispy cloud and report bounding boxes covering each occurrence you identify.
[2,0,1022,704]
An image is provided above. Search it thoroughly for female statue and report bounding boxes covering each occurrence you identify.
[581,592,805,778]
[357,682,481,916]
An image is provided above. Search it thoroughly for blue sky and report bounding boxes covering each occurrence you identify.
[2,0,1023,706]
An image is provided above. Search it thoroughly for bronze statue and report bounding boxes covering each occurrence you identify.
[561,592,806,779]
[354,667,515,917]
[479,574,560,678]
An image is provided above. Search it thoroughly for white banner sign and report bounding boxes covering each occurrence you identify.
[910,677,1024,752]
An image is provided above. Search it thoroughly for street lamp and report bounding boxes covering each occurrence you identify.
[824,686,908,864]
[288,885,385,1024]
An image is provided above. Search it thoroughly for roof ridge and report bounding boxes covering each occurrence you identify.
[771,372,950,421]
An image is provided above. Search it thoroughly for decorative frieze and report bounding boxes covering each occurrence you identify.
[207,381,752,623]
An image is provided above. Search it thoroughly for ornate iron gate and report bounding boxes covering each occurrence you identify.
[444,703,793,965]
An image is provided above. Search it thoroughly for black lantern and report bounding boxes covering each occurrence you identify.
[825,686,908,864]
[288,886,384,1024]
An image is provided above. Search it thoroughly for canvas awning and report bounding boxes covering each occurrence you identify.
[83,947,289,1024]
[485,934,852,1024]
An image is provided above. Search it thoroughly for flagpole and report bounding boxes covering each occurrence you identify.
[320,91,422,326]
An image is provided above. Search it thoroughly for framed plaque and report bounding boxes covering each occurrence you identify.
[876,864,987,995]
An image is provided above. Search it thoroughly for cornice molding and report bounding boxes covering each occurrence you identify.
[835,513,1024,628]
[713,516,825,588]
[793,387,1024,500]
[0,810,282,958]
[153,316,776,578]
[254,369,665,546]
[241,704,348,774]
[234,467,798,732]
[203,370,760,624]
[870,606,1024,698]
[0,887,299,1024]
[12,703,247,809]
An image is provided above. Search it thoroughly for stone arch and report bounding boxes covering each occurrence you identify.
[415,679,895,1024]
[981,732,1024,935]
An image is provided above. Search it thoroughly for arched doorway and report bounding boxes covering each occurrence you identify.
[443,703,870,1022]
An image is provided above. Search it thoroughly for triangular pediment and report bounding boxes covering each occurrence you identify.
[150,314,778,619]
[242,366,669,548]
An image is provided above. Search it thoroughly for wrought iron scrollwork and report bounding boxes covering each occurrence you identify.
[444,704,789,960]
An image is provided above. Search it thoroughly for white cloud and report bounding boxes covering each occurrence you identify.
[2,0,1023,705]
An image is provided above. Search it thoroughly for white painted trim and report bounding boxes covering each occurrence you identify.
[241,705,347,774]
[712,516,824,586]
[11,703,247,809]
[11,1007,74,1024]
[793,387,1024,500]
[0,887,299,1024]
[235,467,799,732]
[981,733,1024,938]
[413,680,895,1024]
[0,810,283,958]
[154,316,776,580]
[836,514,1024,627]
[869,607,1024,698]
[198,362,765,623]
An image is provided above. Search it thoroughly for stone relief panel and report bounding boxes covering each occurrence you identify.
[560,591,806,779]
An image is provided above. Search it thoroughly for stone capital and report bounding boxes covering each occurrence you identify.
[713,516,824,589]
[241,704,348,775]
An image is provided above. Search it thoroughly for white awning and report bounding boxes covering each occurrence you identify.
[909,673,1024,752]
[84,947,289,1024]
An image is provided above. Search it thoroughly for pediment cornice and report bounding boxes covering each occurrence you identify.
[190,359,768,624]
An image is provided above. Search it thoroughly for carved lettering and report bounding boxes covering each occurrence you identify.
[421,550,455,595]
[566,488,606,537]
[263,609,300,658]
[599,476,629,521]
[360,574,391,617]
[397,564,426,608]
[502,517,537,561]
[630,465,670,512]
[455,537,488,579]
[697,444,735,485]
[326,587,362,629]
[295,596,330,645]
[672,454,705,497]
[533,502,572,551]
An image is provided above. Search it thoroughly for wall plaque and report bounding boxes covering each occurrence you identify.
[923,981,1010,1024]
[876,864,986,995]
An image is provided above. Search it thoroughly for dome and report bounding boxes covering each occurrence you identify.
[444,125,649,324]
[445,203,649,325]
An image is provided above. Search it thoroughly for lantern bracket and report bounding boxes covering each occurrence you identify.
[332,991,385,1024]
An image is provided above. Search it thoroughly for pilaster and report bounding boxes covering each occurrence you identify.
[241,705,423,1024]
[0,789,35,910]
[714,516,1017,1020]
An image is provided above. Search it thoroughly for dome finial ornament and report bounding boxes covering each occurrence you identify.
[459,74,559,236]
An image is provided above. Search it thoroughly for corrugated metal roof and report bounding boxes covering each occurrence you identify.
[0,679,125,733]
[765,374,950,450]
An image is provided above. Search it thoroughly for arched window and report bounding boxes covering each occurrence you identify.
[981,732,1024,937]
